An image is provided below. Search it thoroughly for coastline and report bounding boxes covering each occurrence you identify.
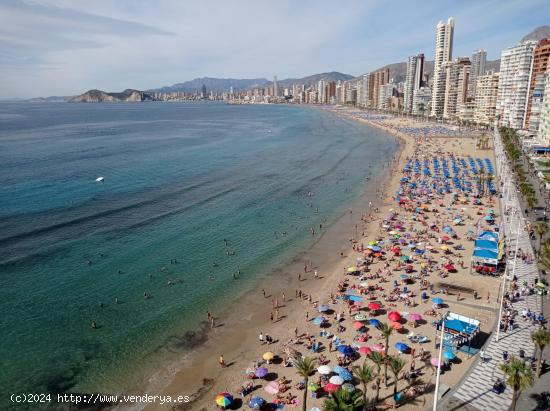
[135,108,410,411]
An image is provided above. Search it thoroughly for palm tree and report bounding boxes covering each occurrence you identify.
[500,357,534,411]
[534,222,548,256]
[379,322,394,386]
[294,356,317,411]
[352,361,373,409]
[539,239,550,270]
[531,329,550,378]
[368,351,385,404]
[388,356,406,408]
[323,389,365,411]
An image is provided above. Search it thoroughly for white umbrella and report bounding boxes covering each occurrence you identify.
[317,365,332,375]
[329,375,344,385]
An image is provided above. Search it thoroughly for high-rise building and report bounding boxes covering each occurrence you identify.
[404,54,425,113]
[272,75,278,97]
[372,68,390,108]
[412,86,432,116]
[496,40,537,129]
[474,72,499,125]
[431,17,455,117]
[201,84,207,99]
[443,57,471,119]
[469,49,487,97]
[356,75,370,108]
[378,82,396,110]
[537,57,550,146]
[525,39,550,131]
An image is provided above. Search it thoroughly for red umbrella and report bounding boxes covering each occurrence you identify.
[352,321,364,330]
[368,302,381,310]
[359,346,372,355]
[391,321,403,330]
[388,311,401,322]
[323,383,340,393]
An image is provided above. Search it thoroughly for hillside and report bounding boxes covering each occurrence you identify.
[151,77,270,93]
[521,25,550,42]
[70,89,153,103]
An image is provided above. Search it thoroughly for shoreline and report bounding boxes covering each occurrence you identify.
[133,109,408,411]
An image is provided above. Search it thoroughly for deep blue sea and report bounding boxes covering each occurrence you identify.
[0,102,398,407]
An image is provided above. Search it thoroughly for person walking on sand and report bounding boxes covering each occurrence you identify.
[282,292,286,303]
[219,354,226,368]
[270,311,274,322]
[314,270,318,279]
[294,327,298,338]
[259,332,264,344]
[262,289,266,298]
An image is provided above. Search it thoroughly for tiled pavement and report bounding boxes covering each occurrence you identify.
[443,130,542,411]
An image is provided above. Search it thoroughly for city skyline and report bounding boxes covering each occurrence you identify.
[1,0,549,99]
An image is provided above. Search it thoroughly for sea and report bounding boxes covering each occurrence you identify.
[0,102,399,408]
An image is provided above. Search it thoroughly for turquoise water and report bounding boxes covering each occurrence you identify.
[0,102,398,407]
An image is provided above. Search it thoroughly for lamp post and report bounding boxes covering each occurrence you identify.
[433,320,445,411]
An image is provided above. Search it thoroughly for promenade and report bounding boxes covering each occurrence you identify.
[444,128,542,410]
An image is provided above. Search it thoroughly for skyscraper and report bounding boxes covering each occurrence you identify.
[272,75,278,97]
[431,17,455,117]
[525,39,550,131]
[474,72,499,125]
[537,57,550,146]
[404,54,424,113]
[443,57,471,119]
[496,40,537,129]
[469,49,487,97]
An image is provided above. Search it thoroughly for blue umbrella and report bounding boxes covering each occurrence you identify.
[333,365,347,375]
[248,396,266,409]
[395,342,409,352]
[369,319,381,327]
[443,350,456,360]
[312,316,324,325]
[400,274,409,280]
[432,297,443,305]
[414,249,425,254]
[318,305,330,313]
[349,295,363,302]
[338,369,353,381]
[484,215,494,221]
[337,345,355,356]
[371,246,382,252]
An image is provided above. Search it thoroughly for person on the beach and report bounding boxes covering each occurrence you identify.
[91,320,97,329]
[219,354,226,368]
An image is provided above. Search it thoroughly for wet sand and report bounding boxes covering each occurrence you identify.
[138,109,501,411]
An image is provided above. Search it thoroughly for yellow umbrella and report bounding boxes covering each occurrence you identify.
[263,352,275,360]
[440,245,449,251]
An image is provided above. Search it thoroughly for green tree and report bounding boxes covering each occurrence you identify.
[379,322,394,387]
[500,357,534,411]
[294,356,317,411]
[539,239,550,270]
[531,329,550,378]
[323,389,364,411]
[352,361,373,409]
[534,222,548,256]
[368,351,385,404]
[388,355,407,408]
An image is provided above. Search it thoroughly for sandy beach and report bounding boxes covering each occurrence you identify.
[141,108,502,411]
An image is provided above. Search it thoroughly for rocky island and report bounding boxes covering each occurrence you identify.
[70,89,153,102]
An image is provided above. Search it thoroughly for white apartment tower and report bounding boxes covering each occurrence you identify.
[496,40,537,129]
[537,60,550,146]
[431,17,455,117]
[404,54,424,113]
[469,50,487,97]
[474,72,499,125]
[443,58,471,119]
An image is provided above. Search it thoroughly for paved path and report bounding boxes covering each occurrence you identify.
[444,129,542,411]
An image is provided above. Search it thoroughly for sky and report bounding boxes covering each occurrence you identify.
[1,0,549,99]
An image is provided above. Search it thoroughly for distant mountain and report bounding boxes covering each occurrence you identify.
[70,89,152,103]
[28,95,71,102]
[150,77,270,93]
[521,25,550,42]
[276,72,354,88]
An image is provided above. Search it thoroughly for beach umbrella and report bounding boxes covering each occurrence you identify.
[388,311,401,322]
[440,245,449,251]
[442,235,450,241]
[264,381,280,395]
[425,245,434,250]
[432,297,444,305]
[359,281,371,288]
[368,302,381,311]
[352,321,365,330]
[323,383,340,393]
[248,396,266,409]
[359,346,372,355]
[338,369,353,381]
[373,343,384,352]
[354,314,367,321]
[337,345,355,356]
[310,408,321,411]
[348,295,363,302]
[347,266,360,273]
[332,365,347,375]
[307,381,320,392]
[318,305,330,313]
[443,351,456,360]
[408,313,422,322]
[368,241,377,245]
[312,316,325,325]
[395,342,409,352]
[329,375,344,385]
[391,321,403,330]
[369,318,381,327]
[255,367,268,378]
[341,383,356,392]
[430,358,442,367]
[484,215,494,221]
[371,246,382,252]
[262,352,275,361]
[317,365,332,375]
[400,274,410,280]
[215,392,233,408]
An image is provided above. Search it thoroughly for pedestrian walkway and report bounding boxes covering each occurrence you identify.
[445,129,542,411]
